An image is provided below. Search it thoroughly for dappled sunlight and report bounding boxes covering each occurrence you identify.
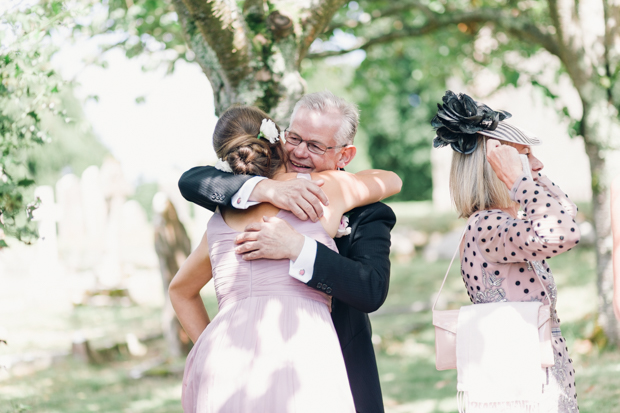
[385,397,458,413]
[0,383,38,399]
[124,383,182,412]
[5,0,618,411]
[556,284,598,322]
[384,337,433,359]
[182,211,352,411]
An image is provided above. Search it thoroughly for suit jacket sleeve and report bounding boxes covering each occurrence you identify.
[310,203,396,313]
[178,166,254,212]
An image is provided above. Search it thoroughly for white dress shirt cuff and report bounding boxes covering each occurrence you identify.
[232,176,267,209]
[289,235,317,283]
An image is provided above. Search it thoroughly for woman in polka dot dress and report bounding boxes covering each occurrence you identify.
[432,91,580,412]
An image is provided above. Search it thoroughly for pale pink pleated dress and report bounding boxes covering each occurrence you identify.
[182,209,355,413]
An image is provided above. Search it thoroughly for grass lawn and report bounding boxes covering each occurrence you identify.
[372,246,620,412]
[0,358,183,413]
[2,246,619,412]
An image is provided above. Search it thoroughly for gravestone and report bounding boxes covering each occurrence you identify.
[31,186,59,276]
[96,159,132,288]
[55,173,85,268]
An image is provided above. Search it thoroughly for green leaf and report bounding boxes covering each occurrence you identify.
[51,1,63,15]
[17,179,35,187]
[501,66,520,87]
[531,80,558,100]
[570,120,583,138]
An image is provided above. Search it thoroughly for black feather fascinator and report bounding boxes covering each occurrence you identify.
[431,91,512,154]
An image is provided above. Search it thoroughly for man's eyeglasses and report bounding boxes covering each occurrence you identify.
[283,130,347,155]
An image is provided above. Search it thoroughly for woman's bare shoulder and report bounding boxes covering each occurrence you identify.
[310,170,350,181]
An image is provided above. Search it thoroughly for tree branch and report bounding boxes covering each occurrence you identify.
[603,0,615,103]
[178,0,250,87]
[546,0,564,45]
[603,0,620,104]
[308,8,561,60]
[298,0,349,62]
[544,0,592,95]
[325,0,435,34]
[373,0,435,21]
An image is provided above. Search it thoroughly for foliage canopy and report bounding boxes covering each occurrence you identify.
[0,1,108,246]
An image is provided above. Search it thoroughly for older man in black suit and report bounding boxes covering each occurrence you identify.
[178,91,395,413]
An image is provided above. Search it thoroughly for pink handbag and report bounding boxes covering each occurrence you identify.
[432,230,554,371]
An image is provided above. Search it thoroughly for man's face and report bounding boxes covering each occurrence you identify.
[285,107,353,173]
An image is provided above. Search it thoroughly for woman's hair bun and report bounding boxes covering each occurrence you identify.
[213,106,286,178]
[225,139,273,176]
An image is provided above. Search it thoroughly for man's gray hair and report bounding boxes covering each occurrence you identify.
[290,91,359,146]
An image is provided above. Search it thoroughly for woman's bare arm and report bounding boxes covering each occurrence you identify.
[271,169,401,236]
[315,169,402,211]
[169,231,213,343]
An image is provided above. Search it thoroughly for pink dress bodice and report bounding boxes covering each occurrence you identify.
[207,209,335,310]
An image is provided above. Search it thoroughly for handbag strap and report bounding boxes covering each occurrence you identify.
[432,223,551,311]
[432,228,467,311]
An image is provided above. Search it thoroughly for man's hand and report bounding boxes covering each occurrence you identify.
[250,178,329,222]
[235,216,305,261]
[486,139,523,189]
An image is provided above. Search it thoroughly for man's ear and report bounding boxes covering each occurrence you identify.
[336,145,357,169]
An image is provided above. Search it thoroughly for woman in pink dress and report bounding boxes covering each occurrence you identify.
[169,106,401,412]
[432,91,580,412]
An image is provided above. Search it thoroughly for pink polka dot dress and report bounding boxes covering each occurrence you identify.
[460,173,580,413]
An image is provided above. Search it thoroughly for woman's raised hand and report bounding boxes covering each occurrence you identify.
[486,139,523,189]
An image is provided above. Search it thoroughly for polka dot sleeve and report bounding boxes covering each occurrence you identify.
[473,173,581,264]
[535,174,578,219]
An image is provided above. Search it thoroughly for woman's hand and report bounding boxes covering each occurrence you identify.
[486,139,523,189]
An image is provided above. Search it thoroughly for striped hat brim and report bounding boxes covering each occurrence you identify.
[476,122,541,146]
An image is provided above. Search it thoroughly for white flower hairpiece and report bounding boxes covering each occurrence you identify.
[258,119,280,144]
[214,158,233,173]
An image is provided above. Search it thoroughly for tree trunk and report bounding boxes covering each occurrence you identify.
[170,0,345,123]
[582,98,620,346]
[548,0,620,345]
[153,196,193,357]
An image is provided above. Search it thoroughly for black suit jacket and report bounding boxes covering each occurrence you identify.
[178,166,395,413]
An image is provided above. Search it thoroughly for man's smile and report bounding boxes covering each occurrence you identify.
[289,159,312,171]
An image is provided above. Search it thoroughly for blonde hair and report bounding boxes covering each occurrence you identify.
[450,135,514,218]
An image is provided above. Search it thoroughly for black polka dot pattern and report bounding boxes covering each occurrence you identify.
[456,174,580,407]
